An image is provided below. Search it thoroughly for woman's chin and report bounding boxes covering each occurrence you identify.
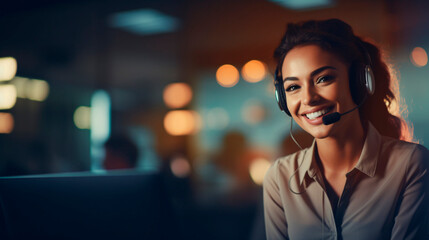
[303,125,333,140]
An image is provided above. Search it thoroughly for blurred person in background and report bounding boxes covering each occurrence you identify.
[194,130,261,240]
[197,130,258,206]
[103,134,139,170]
[264,19,429,239]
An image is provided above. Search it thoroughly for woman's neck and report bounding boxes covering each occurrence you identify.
[315,118,366,175]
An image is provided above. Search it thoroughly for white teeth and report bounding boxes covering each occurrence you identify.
[306,108,329,120]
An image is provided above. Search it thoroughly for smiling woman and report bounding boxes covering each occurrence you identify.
[264,19,429,240]
[281,45,357,139]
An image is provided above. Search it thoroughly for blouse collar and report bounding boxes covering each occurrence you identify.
[298,123,381,186]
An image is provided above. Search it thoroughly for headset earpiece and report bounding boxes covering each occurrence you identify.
[273,41,375,116]
[357,39,376,98]
[274,67,290,116]
[350,62,375,105]
[364,65,375,95]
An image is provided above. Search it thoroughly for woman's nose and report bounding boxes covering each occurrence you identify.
[301,86,320,105]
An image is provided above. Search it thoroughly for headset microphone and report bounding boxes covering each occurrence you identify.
[322,112,341,125]
[322,105,360,125]
[274,40,375,126]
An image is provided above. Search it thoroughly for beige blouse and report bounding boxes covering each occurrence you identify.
[263,123,429,240]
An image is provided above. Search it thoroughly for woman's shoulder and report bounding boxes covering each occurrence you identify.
[380,136,429,168]
[276,147,312,166]
[265,147,312,181]
[381,136,428,155]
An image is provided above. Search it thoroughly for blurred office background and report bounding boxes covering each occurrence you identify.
[0,0,428,239]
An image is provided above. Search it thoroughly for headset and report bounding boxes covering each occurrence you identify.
[277,42,376,195]
[274,41,375,125]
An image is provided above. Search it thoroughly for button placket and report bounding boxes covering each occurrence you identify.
[314,174,337,238]
[334,173,355,240]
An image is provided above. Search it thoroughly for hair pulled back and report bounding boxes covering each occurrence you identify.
[274,18,412,141]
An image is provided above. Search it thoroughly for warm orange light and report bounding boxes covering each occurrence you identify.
[164,110,201,136]
[410,47,428,67]
[242,60,267,83]
[216,64,239,87]
[163,82,193,109]
[249,158,271,185]
[0,113,14,134]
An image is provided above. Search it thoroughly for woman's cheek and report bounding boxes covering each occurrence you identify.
[287,96,300,117]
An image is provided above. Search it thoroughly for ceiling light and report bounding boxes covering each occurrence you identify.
[268,0,333,10]
[109,8,179,35]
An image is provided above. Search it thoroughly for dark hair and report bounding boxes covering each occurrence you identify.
[274,18,412,141]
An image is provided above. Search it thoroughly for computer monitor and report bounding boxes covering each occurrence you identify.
[0,171,178,240]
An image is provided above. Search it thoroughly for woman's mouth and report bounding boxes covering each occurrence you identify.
[306,108,329,119]
[302,106,335,124]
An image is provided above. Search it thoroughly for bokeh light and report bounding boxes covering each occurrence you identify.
[216,64,239,87]
[12,77,28,98]
[410,47,428,67]
[74,106,91,129]
[90,90,111,171]
[164,110,201,136]
[0,113,14,134]
[0,84,17,110]
[0,57,17,81]
[170,155,191,178]
[26,79,50,102]
[163,82,193,109]
[242,99,267,125]
[266,75,276,95]
[242,60,267,83]
[249,158,271,185]
[206,107,230,130]
[90,90,111,141]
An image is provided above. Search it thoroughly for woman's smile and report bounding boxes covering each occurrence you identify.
[282,44,358,139]
[301,105,335,125]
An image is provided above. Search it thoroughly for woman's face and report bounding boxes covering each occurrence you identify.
[282,44,357,139]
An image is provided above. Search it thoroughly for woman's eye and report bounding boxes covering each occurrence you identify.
[316,75,333,83]
[285,84,299,92]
